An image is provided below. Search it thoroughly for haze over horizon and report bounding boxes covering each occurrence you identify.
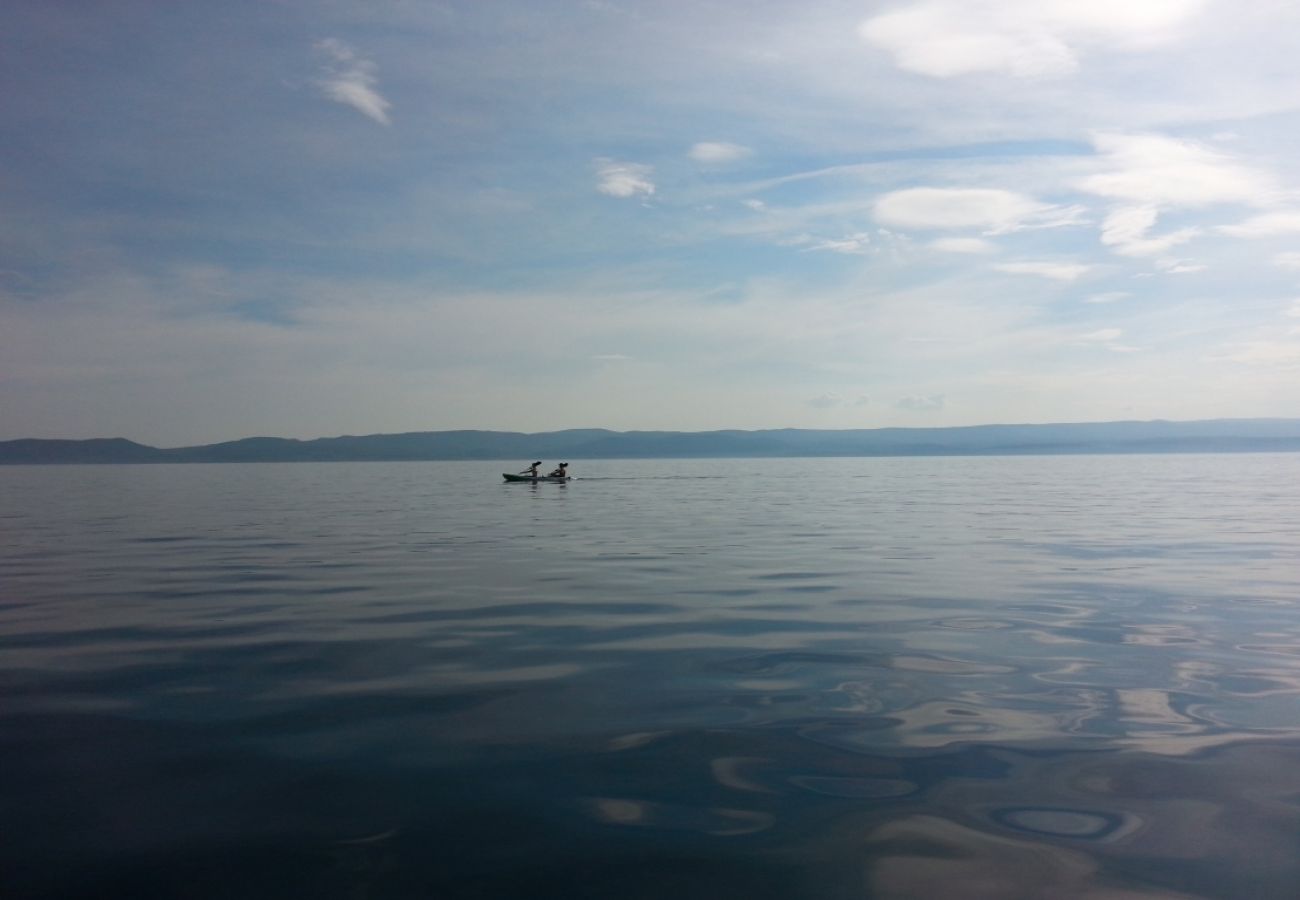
[4,1,1300,446]
[10,416,1300,453]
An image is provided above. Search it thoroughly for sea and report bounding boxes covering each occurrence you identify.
[3,454,1300,899]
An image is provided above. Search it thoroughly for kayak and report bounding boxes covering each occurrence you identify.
[503,473,570,482]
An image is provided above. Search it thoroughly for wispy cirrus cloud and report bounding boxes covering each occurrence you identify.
[1155,257,1207,274]
[314,39,391,125]
[803,232,872,255]
[594,159,655,198]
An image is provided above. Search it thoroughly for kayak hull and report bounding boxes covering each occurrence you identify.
[503,473,570,482]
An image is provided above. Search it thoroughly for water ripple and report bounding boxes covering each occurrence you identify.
[4,455,1300,897]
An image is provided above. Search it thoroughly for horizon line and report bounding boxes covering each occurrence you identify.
[5,415,1300,450]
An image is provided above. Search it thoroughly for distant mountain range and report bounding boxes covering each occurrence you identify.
[4,419,1300,464]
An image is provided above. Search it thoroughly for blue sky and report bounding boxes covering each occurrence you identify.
[4,0,1300,445]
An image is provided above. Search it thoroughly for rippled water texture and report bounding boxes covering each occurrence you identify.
[3,455,1300,898]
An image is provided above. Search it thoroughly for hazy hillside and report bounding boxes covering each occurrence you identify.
[0,438,168,464]
[5,419,1300,464]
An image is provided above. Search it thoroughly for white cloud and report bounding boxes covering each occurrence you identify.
[993,261,1090,281]
[804,233,872,255]
[1100,205,1199,257]
[1286,300,1300,318]
[896,394,945,411]
[1080,133,1274,209]
[689,142,753,164]
[860,5,1075,78]
[742,199,767,212]
[859,0,1206,79]
[1082,134,1274,263]
[1085,292,1131,304]
[314,39,392,125]
[874,188,1078,234]
[1273,252,1300,270]
[1218,212,1300,238]
[931,237,997,254]
[1155,258,1206,274]
[594,159,655,198]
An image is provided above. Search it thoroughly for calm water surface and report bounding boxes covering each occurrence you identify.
[3,455,1300,899]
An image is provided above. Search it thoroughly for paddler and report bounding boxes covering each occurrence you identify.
[520,461,542,476]
[548,462,569,478]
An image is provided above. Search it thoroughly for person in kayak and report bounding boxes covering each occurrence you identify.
[548,462,569,478]
[521,461,542,476]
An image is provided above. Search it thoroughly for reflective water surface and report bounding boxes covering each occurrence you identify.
[2,455,1300,898]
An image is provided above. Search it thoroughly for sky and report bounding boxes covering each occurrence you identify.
[4,0,1300,446]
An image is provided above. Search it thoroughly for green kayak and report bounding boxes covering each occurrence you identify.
[502,473,570,482]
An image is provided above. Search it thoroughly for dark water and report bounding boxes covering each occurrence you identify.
[3,455,1300,899]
